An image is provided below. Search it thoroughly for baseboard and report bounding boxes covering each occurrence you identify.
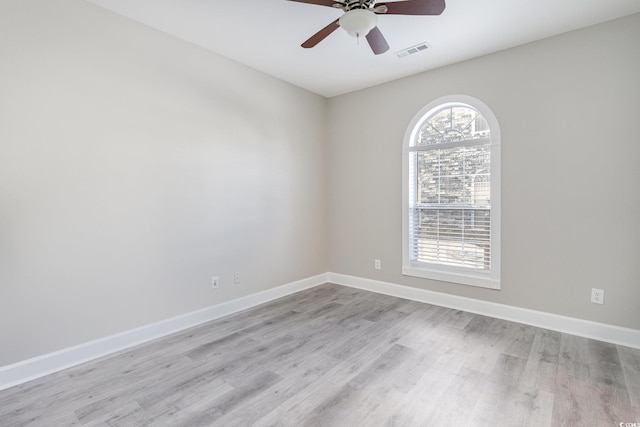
[0,273,329,391]
[327,272,640,350]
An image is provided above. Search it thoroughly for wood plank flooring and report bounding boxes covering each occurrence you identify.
[1,283,639,426]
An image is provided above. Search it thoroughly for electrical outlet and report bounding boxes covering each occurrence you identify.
[591,288,604,304]
[374,259,381,270]
[234,272,241,284]
[211,276,219,289]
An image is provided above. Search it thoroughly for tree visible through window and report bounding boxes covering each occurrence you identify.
[403,96,500,289]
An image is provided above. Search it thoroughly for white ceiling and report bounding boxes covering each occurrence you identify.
[86,0,640,97]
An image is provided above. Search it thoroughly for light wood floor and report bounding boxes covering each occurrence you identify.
[1,284,639,426]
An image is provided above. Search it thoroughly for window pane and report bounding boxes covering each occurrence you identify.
[415,106,491,146]
[439,176,468,204]
[464,144,490,174]
[439,147,464,176]
[416,145,490,207]
[417,108,451,145]
[471,173,490,205]
[417,150,438,203]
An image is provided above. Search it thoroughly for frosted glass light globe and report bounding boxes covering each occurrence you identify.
[339,9,378,38]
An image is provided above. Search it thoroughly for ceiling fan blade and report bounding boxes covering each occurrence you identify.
[288,0,340,8]
[302,19,340,48]
[366,26,390,55]
[377,0,445,15]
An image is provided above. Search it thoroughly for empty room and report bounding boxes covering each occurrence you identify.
[1,0,639,425]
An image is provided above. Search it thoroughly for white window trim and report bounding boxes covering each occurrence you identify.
[402,94,501,290]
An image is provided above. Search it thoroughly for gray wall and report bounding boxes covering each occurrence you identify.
[327,13,640,330]
[0,0,327,366]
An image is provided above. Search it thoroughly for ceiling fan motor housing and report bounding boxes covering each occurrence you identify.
[341,0,376,11]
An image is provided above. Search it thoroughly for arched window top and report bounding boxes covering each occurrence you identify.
[412,103,490,147]
[405,95,501,151]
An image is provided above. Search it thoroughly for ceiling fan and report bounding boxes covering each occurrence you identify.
[289,0,446,55]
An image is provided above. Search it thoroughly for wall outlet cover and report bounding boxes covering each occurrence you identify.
[591,288,604,304]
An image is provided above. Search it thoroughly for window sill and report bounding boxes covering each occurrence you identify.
[402,266,500,290]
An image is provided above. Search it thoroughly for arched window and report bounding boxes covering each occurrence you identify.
[402,95,501,289]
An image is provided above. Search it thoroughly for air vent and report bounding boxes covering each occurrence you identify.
[396,42,430,58]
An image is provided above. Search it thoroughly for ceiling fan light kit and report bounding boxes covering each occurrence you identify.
[289,0,446,55]
[339,9,378,38]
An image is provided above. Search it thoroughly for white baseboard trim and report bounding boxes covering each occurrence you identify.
[327,272,640,350]
[0,273,329,391]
